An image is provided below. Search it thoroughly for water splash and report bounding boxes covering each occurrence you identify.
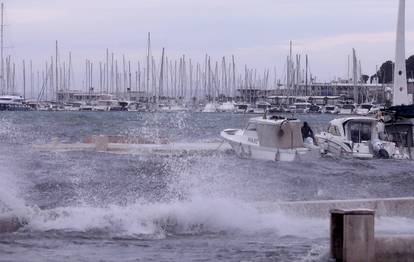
[24,197,328,239]
[0,166,28,216]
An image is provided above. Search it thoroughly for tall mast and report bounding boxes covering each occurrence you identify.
[106,49,109,93]
[393,0,410,105]
[0,3,4,95]
[68,52,72,90]
[146,32,151,102]
[305,55,308,96]
[55,40,59,102]
[159,47,165,102]
[22,60,25,99]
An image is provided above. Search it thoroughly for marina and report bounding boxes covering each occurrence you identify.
[1,0,414,261]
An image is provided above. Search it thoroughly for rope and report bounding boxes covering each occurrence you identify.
[214,140,225,152]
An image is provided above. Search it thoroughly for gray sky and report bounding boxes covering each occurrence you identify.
[3,0,414,83]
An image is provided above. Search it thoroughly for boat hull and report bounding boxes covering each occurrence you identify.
[220,129,308,162]
[316,132,407,159]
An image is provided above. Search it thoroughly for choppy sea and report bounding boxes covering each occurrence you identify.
[1,112,414,261]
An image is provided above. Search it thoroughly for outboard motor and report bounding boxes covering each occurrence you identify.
[372,139,390,159]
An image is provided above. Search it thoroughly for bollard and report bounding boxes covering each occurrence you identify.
[330,209,375,262]
[94,135,109,151]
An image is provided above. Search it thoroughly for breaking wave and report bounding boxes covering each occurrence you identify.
[23,196,327,239]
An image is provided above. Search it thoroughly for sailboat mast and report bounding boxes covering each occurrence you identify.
[0,3,4,95]
[55,41,59,102]
[23,60,26,99]
[146,32,151,102]
[159,47,165,103]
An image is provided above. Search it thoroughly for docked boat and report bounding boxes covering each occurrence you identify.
[338,104,355,115]
[322,105,339,114]
[308,104,322,114]
[316,116,407,159]
[355,103,374,116]
[202,102,218,113]
[0,95,30,111]
[220,115,311,162]
[252,101,272,114]
[234,103,249,113]
[158,103,188,112]
[383,115,413,160]
[217,101,235,112]
[291,102,312,114]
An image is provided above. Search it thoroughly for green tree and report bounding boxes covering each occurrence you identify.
[371,55,414,83]
[360,74,369,83]
[371,60,393,84]
[406,55,414,79]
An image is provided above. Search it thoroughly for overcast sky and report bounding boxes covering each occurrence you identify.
[3,0,414,83]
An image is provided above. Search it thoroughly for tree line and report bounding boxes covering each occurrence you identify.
[369,55,414,84]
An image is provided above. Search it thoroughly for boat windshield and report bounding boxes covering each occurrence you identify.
[326,106,335,110]
[348,122,372,143]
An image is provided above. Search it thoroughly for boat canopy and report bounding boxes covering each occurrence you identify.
[249,118,304,149]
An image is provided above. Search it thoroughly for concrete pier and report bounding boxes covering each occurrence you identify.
[375,236,414,262]
[256,197,414,218]
[33,140,232,156]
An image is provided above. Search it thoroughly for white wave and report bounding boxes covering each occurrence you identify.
[0,166,28,216]
[24,197,328,239]
[376,217,414,235]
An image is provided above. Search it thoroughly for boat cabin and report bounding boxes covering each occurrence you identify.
[385,119,414,159]
[244,116,304,149]
[327,117,379,143]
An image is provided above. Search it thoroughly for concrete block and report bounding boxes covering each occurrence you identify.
[331,209,375,262]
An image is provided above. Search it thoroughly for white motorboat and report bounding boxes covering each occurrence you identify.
[220,115,311,162]
[202,102,218,113]
[252,101,272,114]
[322,105,339,114]
[234,103,249,114]
[217,101,235,112]
[355,103,374,116]
[158,103,188,112]
[292,102,312,114]
[338,104,355,115]
[316,116,407,159]
[0,95,30,111]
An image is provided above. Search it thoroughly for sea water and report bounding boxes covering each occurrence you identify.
[1,112,414,261]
